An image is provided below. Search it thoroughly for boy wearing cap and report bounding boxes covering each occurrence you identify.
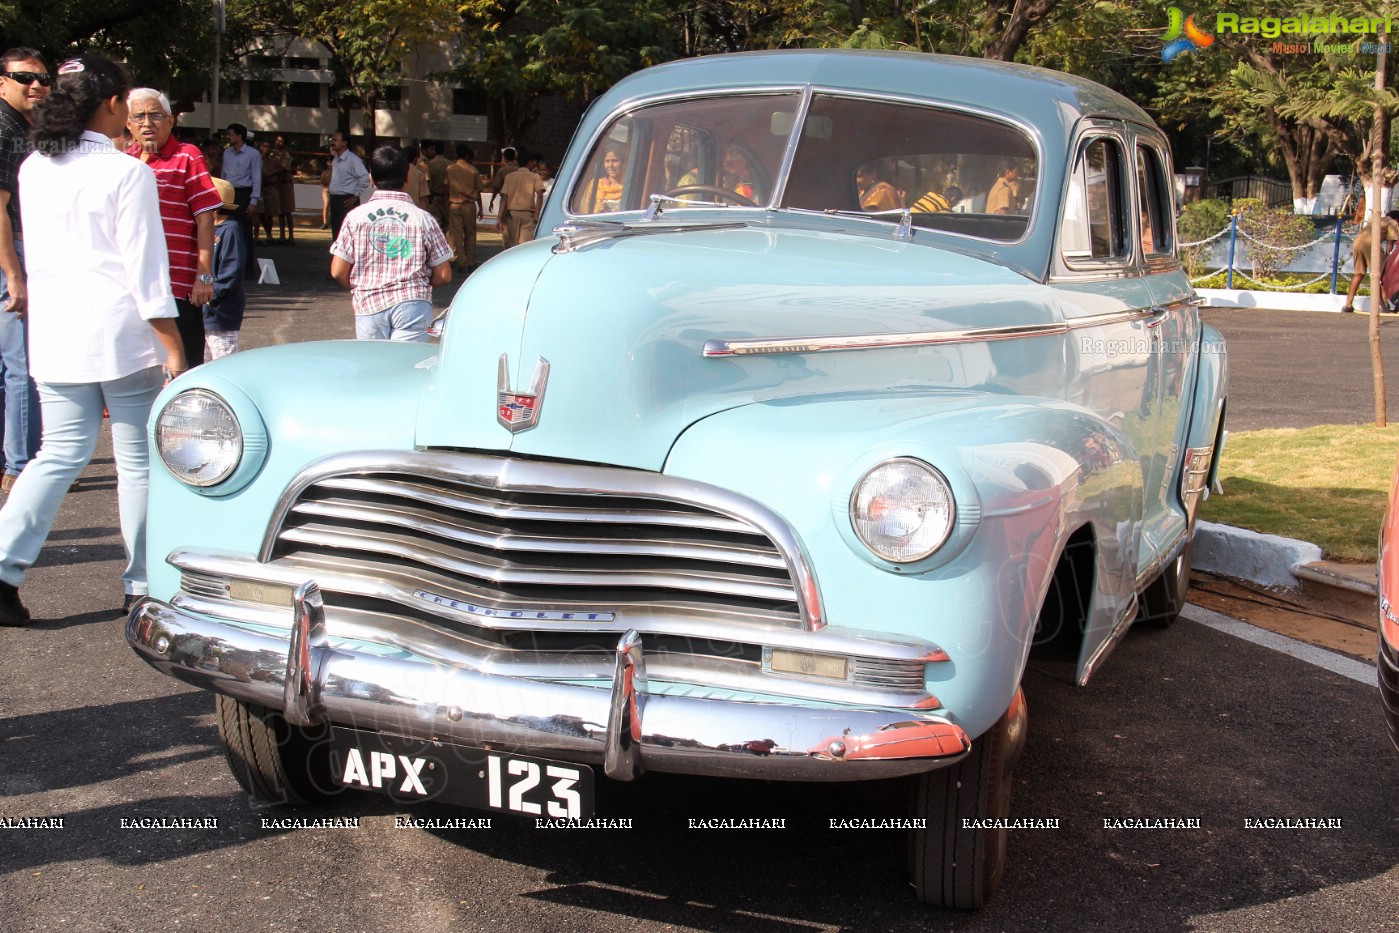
[203,178,246,359]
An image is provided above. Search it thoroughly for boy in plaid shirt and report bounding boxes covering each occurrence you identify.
[329,145,452,341]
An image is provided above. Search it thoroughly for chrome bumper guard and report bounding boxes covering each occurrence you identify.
[127,583,970,781]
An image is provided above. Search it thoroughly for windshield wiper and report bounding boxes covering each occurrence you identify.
[551,217,745,253]
[822,207,914,241]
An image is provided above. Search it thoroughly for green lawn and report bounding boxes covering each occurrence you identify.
[1197,423,1399,562]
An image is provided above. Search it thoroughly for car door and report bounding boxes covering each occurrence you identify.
[1051,122,1166,679]
[1134,131,1200,570]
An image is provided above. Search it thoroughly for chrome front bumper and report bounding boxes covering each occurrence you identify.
[126,583,970,781]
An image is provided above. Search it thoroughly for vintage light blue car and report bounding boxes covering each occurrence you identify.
[128,50,1227,908]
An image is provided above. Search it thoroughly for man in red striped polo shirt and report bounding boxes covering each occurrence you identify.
[125,88,222,367]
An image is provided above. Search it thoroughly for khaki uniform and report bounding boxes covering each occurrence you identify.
[446,159,482,268]
[1352,217,1399,273]
[489,162,521,245]
[405,162,428,210]
[425,153,449,227]
[500,167,545,248]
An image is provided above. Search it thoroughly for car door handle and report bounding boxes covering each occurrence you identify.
[1146,305,1170,329]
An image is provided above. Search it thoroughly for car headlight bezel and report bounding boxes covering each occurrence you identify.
[849,457,958,564]
[153,384,267,495]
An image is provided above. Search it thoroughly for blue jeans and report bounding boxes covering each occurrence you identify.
[0,366,163,595]
[354,299,433,342]
[0,238,40,476]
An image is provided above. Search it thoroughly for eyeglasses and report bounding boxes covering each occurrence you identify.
[128,112,169,124]
[3,71,52,87]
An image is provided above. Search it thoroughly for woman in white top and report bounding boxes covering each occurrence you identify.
[0,52,186,626]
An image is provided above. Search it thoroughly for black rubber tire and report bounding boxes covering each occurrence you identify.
[1137,540,1194,628]
[214,694,334,806]
[908,693,1026,909]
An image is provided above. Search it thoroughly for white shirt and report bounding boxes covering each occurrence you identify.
[19,131,177,383]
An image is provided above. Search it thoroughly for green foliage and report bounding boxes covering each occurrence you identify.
[1179,198,1231,277]
[1200,423,1399,561]
[1231,197,1317,279]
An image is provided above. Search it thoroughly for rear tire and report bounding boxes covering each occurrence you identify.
[908,690,1027,909]
[214,694,334,805]
[1137,540,1194,628]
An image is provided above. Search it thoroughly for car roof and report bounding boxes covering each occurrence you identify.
[595,49,1157,147]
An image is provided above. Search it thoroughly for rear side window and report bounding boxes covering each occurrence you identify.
[1136,144,1174,256]
[1061,137,1127,263]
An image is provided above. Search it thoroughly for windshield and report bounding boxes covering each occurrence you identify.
[568,91,1038,242]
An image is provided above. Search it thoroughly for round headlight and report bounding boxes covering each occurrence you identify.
[850,458,956,563]
[155,390,243,487]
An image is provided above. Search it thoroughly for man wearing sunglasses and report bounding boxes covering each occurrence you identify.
[0,48,49,495]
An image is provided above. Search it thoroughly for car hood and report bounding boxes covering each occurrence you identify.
[417,223,1055,471]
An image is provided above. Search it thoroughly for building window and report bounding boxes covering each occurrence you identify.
[453,87,487,116]
[249,80,282,106]
[285,82,321,108]
[285,57,321,70]
[378,86,403,111]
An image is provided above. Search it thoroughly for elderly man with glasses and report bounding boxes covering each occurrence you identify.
[0,48,50,495]
[125,88,223,368]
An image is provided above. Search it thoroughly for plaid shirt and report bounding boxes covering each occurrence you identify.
[329,191,452,316]
[0,98,31,238]
[126,136,222,301]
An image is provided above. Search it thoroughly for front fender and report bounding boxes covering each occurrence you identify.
[145,341,435,601]
[1188,323,1229,487]
[663,392,1142,738]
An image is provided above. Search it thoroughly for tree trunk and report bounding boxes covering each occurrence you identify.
[1371,34,1389,428]
[982,0,1062,61]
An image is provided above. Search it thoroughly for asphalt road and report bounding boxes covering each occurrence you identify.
[1,246,1396,932]
[1202,307,1399,431]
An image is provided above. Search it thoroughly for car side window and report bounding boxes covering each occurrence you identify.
[1061,137,1127,264]
[1136,144,1174,257]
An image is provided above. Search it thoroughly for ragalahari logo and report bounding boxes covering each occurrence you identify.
[1163,7,1215,61]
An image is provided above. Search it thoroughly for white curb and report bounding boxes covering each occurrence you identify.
[1193,520,1324,588]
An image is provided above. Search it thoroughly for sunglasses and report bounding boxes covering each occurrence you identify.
[4,71,52,87]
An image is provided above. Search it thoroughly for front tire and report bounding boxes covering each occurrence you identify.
[215,695,334,805]
[1137,540,1194,628]
[908,689,1027,909]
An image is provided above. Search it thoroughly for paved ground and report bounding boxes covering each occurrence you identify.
[1201,307,1399,431]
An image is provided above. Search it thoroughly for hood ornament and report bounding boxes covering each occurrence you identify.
[497,354,550,433]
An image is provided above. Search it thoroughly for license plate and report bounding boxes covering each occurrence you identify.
[328,728,595,819]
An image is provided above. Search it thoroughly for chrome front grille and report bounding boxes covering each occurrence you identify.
[265,453,812,629]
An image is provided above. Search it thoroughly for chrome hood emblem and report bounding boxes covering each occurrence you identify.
[497,354,550,433]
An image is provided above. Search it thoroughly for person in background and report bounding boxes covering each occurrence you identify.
[0,52,186,626]
[0,47,49,496]
[422,139,449,230]
[329,145,452,342]
[856,161,901,212]
[326,130,368,241]
[318,157,330,229]
[985,163,1021,215]
[487,146,521,241]
[1343,209,1399,313]
[257,139,281,244]
[124,87,221,371]
[203,178,246,359]
[402,145,427,210]
[499,152,545,247]
[273,135,296,241]
[219,122,260,276]
[446,144,482,272]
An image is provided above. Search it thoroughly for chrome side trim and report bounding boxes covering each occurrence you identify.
[127,599,968,781]
[702,308,1152,358]
[1078,594,1138,687]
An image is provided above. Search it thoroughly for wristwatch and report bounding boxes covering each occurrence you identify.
[197,274,214,285]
